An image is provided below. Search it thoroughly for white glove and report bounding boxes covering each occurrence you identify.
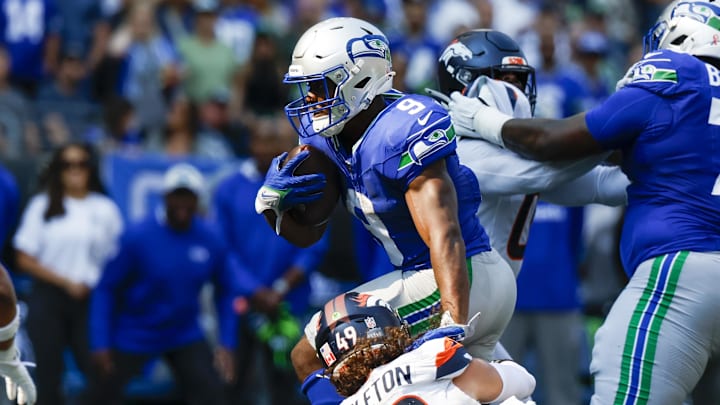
[0,342,36,404]
[448,91,512,147]
[439,311,482,340]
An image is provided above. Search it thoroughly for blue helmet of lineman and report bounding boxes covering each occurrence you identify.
[437,29,537,113]
[283,17,395,139]
[644,1,720,60]
[315,292,405,368]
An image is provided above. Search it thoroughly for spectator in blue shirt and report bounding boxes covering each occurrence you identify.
[0,163,19,248]
[0,0,62,97]
[84,163,237,405]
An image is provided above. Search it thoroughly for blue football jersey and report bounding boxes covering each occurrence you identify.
[586,49,720,275]
[303,93,490,271]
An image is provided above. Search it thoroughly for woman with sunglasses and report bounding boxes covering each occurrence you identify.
[12,142,123,405]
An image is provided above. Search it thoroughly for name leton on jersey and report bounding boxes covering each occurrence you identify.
[345,365,412,405]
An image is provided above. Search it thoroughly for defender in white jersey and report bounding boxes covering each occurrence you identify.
[447,3,720,403]
[436,29,630,276]
[315,292,535,405]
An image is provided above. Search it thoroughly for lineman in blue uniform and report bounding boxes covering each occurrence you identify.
[447,2,720,403]
[254,16,516,404]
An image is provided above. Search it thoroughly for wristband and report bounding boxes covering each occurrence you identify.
[471,106,512,147]
[0,307,20,342]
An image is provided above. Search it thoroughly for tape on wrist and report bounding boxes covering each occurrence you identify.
[472,106,512,147]
[0,307,20,342]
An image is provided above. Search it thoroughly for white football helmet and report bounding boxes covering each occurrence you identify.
[284,17,395,138]
[644,1,720,59]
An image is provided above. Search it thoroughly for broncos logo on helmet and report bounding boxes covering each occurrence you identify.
[437,29,537,113]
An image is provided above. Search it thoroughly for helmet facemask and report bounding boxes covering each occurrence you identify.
[437,30,537,114]
[285,66,352,138]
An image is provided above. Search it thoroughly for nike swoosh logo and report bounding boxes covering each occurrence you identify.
[260,191,277,200]
[417,111,432,126]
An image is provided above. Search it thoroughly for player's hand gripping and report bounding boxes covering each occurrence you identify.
[406,312,482,351]
[447,91,514,147]
[0,342,36,405]
[255,150,326,232]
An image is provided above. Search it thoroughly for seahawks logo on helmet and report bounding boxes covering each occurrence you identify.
[348,35,391,63]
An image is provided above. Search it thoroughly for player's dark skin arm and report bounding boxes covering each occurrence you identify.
[261,211,328,248]
[502,113,605,161]
[406,160,469,324]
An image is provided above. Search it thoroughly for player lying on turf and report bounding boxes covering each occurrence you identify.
[311,292,535,405]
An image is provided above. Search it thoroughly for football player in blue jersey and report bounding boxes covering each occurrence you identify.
[447,2,720,403]
[254,16,517,404]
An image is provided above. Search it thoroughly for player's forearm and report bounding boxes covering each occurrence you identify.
[430,231,469,323]
[503,114,599,161]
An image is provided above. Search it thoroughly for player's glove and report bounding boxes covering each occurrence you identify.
[255,150,326,234]
[405,325,467,352]
[0,342,36,405]
[448,91,513,147]
[439,311,482,339]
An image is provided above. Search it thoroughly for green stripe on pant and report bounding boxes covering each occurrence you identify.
[614,251,688,405]
[397,258,474,336]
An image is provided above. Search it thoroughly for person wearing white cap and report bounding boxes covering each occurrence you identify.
[84,163,239,405]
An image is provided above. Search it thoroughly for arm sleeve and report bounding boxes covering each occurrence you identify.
[539,165,629,206]
[458,139,612,195]
[585,86,670,149]
[89,232,134,350]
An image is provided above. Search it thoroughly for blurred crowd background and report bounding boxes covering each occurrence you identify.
[0,0,690,404]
